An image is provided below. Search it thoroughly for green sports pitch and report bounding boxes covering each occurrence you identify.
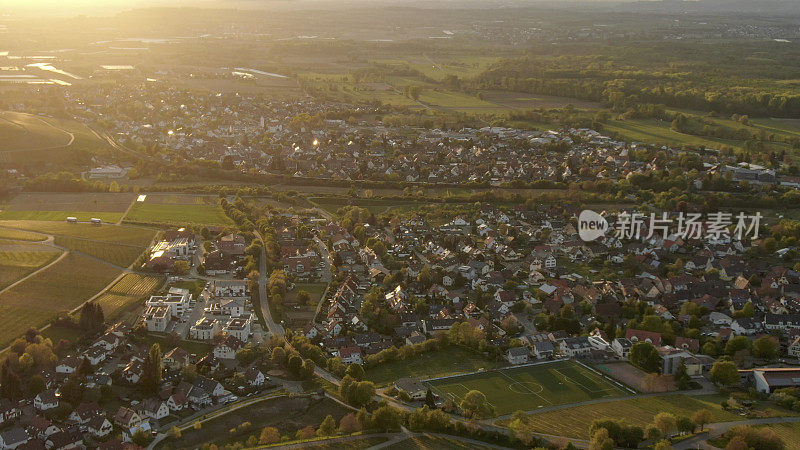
[426,359,630,416]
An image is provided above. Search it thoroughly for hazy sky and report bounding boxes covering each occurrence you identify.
[2,0,651,17]
[5,0,796,19]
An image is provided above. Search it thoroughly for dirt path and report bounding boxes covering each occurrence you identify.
[0,250,68,296]
[118,196,138,225]
[0,223,157,354]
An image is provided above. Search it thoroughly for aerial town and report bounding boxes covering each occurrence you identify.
[3,1,800,449]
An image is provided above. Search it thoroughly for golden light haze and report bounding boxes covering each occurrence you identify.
[3,0,218,16]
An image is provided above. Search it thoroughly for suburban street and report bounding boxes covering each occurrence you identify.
[255,230,285,337]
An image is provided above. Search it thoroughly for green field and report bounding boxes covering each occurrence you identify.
[286,282,327,305]
[0,248,61,290]
[0,211,124,222]
[365,347,504,387]
[0,252,120,346]
[604,118,743,149]
[604,113,800,156]
[427,360,628,416]
[503,394,740,439]
[310,197,434,216]
[0,192,134,223]
[94,273,163,319]
[124,203,232,225]
[0,111,71,152]
[0,221,156,246]
[0,228,47,241]
[54,236,148,268]
[0,111,113,165]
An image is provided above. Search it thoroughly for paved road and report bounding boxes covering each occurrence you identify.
[255,230,285,337]
[312,235,333,321]
[313,235,332,283]
[514,312,538,336]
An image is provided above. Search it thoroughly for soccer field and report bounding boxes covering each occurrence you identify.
[426,360,630,416]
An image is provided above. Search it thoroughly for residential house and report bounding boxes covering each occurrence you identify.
[507,347,530,365]
[393,378,428,400]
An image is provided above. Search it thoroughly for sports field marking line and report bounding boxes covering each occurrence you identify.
[551,368,619,395]
[428,383,461,403]
[453,383,497,411]
[498,369,552,406]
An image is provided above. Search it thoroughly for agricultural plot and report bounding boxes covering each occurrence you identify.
[167,396,350,449]
[0,247,61,290]
[0,111,72,151]
[0,227,46,241]
[0,252,120,346]
[0,192,134,222]
[480,90,601,110]
[0,111,113,165]
[757,423,800,450]
[94,273,163,319]
[427,360,628,416]
[124,194,232,225]
[0,221,156,246]
[375,55,500,82]
[53,236,147,268]
[0,211,124,222]
[601,113,800,155]
[309,197,431,216]
[504,394,739,439]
